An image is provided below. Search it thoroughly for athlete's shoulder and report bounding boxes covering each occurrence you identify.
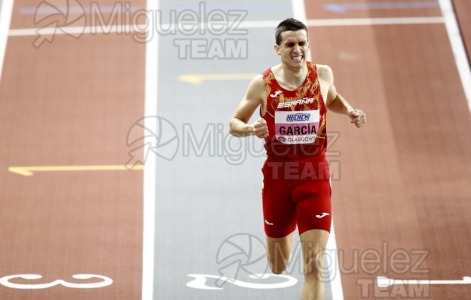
[250,73,265,88]
[261,65,273,78]
[315,64,334,83]
[245,73,266,101]
[253,64,279,88]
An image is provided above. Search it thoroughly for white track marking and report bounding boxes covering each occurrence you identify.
[291,0,311,61]
[377,276,471,288]
[291,0,307,24]
[142,0,159,299]
[293,6,343,299]
[438,0,471,109]
[8,17,445,38]
[305,16,444,26]
[232,17,444,28]
[0,0,15,81]
[326,219,344,300]
[10,24,139,36]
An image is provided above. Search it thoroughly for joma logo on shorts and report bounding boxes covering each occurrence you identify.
[286,113,311,122]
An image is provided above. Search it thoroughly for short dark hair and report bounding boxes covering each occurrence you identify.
[275,18,308,45]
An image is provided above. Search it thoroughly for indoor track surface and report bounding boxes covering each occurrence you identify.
[0,0,470,299]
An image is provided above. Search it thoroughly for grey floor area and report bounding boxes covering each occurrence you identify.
[153,1,335,299]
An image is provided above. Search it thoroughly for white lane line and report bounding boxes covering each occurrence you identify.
[0,0,15,81]
[291,0,307,24]
[8,17,445,38]
[10,24,139,36]
[142,0,159,299]
[230,17,444,28]
[377,276,471,287]
[326,219,344,300]
[305,16,444,26]
[294,4,340,297]
[291,0,311,61]
[438,0,471,109]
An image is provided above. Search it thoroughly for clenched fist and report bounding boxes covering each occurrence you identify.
[349,109,366,128]
[252,118,269,138]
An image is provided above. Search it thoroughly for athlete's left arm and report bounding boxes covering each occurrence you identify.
[321,65,366,128]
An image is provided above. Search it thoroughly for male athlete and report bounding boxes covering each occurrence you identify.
[229,18,366,299]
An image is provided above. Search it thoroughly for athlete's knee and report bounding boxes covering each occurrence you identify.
[269,261,288,275]
[268,254,290,275]
[266,234,294,275]
[303,251,324,281]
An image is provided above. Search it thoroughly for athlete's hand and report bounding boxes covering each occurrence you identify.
[252,118,269,138]
[349,109,366,128]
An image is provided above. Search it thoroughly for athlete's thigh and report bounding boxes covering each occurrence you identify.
[262,176,297,238]
[293,178,332,235]
[299,229,330,268]
[266,232,295,272]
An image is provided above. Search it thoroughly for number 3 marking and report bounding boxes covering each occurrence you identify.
[0,274,113,289]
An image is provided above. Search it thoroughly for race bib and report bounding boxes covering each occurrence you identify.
[275,110,319,144]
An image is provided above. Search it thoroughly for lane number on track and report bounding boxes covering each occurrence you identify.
[0,274,113,289]
[186,273,298,290]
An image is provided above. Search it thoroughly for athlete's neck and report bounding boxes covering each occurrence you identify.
[274,62,308,91]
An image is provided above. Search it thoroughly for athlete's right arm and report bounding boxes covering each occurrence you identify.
[229,74,268,138]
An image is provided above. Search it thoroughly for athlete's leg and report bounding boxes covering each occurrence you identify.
[262,161,297,275]
[266,231,295,274]
[300,229,329,300]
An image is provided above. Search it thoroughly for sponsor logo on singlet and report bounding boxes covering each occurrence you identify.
[286,113,311,122]
[275,110,319,144]
[270,90,282,98]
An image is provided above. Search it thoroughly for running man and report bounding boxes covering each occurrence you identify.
[229,18,366,299]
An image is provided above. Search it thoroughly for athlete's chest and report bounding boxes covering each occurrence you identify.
[266,79,322,111]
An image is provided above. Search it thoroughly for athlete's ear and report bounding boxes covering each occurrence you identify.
[274,44,281,55]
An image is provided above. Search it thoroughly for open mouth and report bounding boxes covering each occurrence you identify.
[291,55,304,62]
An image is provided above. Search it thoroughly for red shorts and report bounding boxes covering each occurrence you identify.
[262,156,332,238]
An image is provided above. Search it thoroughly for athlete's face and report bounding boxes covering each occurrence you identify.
[274,30,310,68]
